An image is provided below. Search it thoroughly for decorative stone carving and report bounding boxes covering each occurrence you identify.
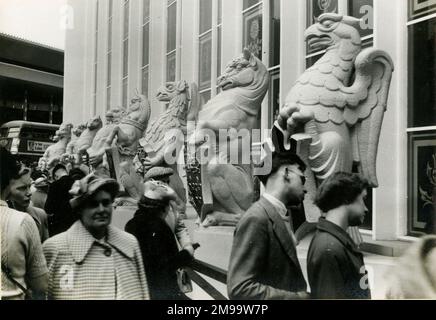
[278,13,394,243]
[190,49,269,226]
[61,124,87,165]
[75,115,103,162]
[38,122,73,171]
[87,107,126,168]
[134,80,195,207]
[105,93,151,204]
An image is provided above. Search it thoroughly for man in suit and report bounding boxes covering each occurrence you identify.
[227,150,309,300]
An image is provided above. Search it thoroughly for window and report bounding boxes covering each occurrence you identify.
[306,0,374,68]
[93,0,99,114]
[141,0,150,97]
[241,1,281,131]
[166,0,178,82]
[268,0,280,130]
[407,0,436,236]
[106,0,113,109]
[243,1,262,60]
[198,0,222,107]
[122,0,130,106]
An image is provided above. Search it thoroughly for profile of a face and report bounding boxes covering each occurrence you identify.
[8,172,32,210]
[283,164,306,205]
[80,190,114,238]
[347,189,368,227]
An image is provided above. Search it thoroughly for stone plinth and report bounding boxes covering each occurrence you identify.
[191,226,234,271]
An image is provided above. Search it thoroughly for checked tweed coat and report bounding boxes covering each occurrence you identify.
[43,220,150,300]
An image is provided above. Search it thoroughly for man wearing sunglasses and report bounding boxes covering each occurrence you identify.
[227,150,309,300]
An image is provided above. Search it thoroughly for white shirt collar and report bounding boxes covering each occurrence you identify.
[263,193,288,218]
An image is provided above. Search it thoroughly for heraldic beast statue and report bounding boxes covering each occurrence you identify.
[275,13,394,244]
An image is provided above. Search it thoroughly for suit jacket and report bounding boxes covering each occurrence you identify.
[227,197,307,300]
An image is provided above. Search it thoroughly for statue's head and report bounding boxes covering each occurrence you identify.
[57,123,73,138]
[305,13,362,52]
[128,92,149,112]
[217,49,268,91]
[156,80,189,103]
[125,91,151,130]
[106,107,126,124]
[72,124,87,137]
[86,116,103,130]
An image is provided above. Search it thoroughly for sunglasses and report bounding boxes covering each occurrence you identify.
[285,167,306,185]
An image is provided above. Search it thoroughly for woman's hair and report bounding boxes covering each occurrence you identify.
[314,172,369,213]
[0,147,21,192]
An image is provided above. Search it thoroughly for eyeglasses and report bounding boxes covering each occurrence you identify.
[285,167,306,185]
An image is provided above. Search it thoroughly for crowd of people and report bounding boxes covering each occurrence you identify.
[0,146,194,300]
[1,145,436,300]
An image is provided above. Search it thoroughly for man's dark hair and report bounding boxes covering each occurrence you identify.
[0,147,21,192]
[314,172,369,213]
[257,151,306,186]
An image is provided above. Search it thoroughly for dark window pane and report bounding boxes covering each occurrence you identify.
[108,18,112,49]
[307,0,338,27]
[243,0,260,10]
[123,40,129,78]
[107,86,111,109]
[199,0,212,34]
[142,67,149,97]
[409,0,436,21]
[306,53,323,68]
[200,90,211,108]
[217,26,222,76]
[123,1,129,39]
[348,0,373,38]
[218,0,222,24]
[143,0,150,23]
[199,33,212,90]
[408,18,436,128]
[109,0,113,17]
[107,51,112,86]
[243,6,263,59]
[122,78,128,107]
[167,3,177,52]
[142,23,149,67]
[270,0,280,67]
[167,52,176,82]
[408,131,436,236]
[268,69,280,129]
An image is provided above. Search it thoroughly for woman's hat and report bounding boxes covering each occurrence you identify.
[69,173,119,209]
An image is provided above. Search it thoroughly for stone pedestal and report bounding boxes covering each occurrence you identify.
[191,226,234,271]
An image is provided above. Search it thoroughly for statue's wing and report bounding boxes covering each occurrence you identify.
[343,48,394,187]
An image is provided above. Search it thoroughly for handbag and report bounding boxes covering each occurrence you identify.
[176,268,193,293]
[1,262,32,300]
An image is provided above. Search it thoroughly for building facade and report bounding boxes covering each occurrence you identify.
[0,33,64,126]
[63,0,436,245]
